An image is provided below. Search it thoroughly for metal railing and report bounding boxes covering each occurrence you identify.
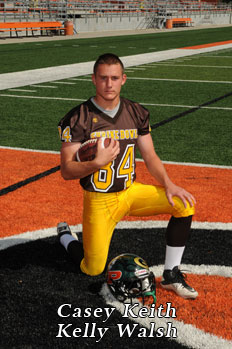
[0,0,231,22]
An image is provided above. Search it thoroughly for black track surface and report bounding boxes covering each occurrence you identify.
[0,227,231,348]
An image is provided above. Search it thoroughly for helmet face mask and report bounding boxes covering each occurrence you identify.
[106,254,156,305]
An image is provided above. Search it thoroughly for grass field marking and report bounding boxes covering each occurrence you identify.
[0,60,95,90]
[126,67,146,70]
[1,221,231,250]
[151,90,232,130]
[0,94,85,101]
[30,85,58,89]
[141,103,232,111]
[202,55,232,58]
[138,64,158,67]
[2,44,232,91]
[174,59,192,62]
[181,40,232,50]
[8,89,36,92]
[144,64,232,69]
[201,48,232,55]
[50,81,77,85]
[67,78,92,81]
[1,94,231,112]
[128,77,232,84]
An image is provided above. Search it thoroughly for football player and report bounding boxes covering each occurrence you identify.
[57,53,198,300]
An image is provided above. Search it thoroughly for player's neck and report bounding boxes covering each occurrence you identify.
[91,97,120,118]
[93,96,120,111]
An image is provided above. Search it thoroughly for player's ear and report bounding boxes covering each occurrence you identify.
[122,73,127,86]
[92,73,96,85]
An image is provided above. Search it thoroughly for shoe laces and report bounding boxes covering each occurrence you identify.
[175,269,191,288]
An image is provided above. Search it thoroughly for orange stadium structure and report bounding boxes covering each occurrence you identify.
[0,0,231,35]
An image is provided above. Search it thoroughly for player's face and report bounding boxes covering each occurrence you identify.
[92,63,127,107]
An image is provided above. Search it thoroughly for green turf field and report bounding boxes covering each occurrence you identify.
[0,28,231,166]
[0,27,232,73]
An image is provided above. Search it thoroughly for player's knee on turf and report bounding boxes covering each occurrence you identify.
[80,257,106,276]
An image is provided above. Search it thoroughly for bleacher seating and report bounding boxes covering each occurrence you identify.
[0,21,65,38]
[0,0,231,33]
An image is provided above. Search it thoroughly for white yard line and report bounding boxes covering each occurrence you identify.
[1,43,232,90]
[50,81,77,85]
[0,220,231,251]
[0,94,231,111]
[8,89,37,92]
[1,145,231,169]
[127,77,232,84]
[144,64,232,69]
[125,67,146,70]
[0,94,85,101]
[30,85,58,88]
[201,55,232,58]
[67,78,92,81]
[141,102,232,110]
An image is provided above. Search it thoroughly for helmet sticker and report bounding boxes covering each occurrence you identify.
[134,256,149,269]
[107,270,122,285]
[134,269,149,277]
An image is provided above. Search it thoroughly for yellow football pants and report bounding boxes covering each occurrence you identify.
[80,182,195,276]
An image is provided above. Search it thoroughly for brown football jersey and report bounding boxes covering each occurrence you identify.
[58,97,150,193]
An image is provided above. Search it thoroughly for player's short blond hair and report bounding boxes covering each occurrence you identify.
[93,53,124,75]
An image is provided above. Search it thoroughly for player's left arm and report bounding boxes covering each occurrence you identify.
[137,133,196,208]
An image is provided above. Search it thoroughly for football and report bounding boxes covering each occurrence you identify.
[76,137,111,162]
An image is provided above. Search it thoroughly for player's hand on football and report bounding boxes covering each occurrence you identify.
[94,138,120,167]
[165,182,196,208]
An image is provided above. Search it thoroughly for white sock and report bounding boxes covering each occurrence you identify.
[60,234,77,251]
[164,245,185,270]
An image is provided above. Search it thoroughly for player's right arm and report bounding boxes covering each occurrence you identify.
[60,142,98,180]
[60,139,119,180]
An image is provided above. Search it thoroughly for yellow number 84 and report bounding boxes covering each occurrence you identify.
[91,144,135,192]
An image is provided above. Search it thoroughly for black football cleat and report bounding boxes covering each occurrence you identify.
[161,266,198,299]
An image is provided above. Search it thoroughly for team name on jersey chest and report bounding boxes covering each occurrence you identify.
[90,129,138,140]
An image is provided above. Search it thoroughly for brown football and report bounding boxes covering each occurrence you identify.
[76,137,111,162]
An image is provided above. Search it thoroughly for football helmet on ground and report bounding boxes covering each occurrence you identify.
[106,253,156,305]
